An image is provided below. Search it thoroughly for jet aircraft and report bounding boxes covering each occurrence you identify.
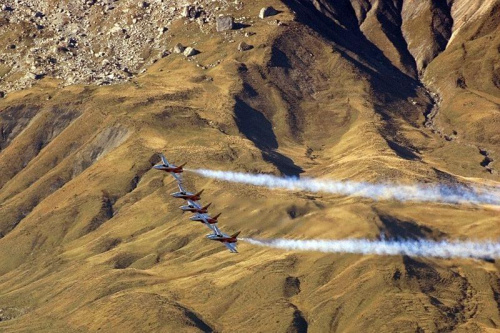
[190,213,222,236]
[171,183,204,201]
[190,212,221,225]
[153,152,241,253]
[207,231,240,253]
[153,153,185,181]
[179,200,211,214]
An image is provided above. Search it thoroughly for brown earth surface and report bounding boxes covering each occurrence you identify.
[0,0,499,332]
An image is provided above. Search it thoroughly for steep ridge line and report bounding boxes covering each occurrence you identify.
[289,0,498,177]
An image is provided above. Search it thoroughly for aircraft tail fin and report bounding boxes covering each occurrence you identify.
[194,189,204,197]
[178,162,187,168]
[213,213,221,220]
[202,203,211,210]
[231,231,241,239]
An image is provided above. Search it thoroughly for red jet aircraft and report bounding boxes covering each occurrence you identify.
[179,200,211,214]
[171,183,204,201]
[153,153,185,181]
[207,231,240,253]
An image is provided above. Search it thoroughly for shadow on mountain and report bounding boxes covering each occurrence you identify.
[286,0,423,109]
[233,22,251,30]
[385,139,420,160]
[284,0,439,162]
[288,307,308,333]
[377,214,445,241]
[233,97,303,177]
[174,303,215,333]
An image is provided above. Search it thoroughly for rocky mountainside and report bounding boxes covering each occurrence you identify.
[0,0,240,91]
[0,0,499,332]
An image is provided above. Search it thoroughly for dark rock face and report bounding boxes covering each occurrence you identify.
[216,15,234,32]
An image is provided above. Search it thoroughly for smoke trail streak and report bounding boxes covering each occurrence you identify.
[240,237,500,259]
[187,169,500,205]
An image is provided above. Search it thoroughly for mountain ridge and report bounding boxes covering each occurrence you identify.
[0,0,499,331]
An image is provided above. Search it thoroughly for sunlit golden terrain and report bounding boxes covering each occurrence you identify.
[0,0,499,331]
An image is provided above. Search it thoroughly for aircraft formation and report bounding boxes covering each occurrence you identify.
[153,153,240,253]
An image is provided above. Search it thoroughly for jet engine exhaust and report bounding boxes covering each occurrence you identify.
[187,169,500,206]
[240,237,500,260]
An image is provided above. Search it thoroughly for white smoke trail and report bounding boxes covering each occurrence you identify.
[240,237,500,259]
[187,169,500,205]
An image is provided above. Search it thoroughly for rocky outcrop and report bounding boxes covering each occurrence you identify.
[0,0,240,92]
[216,15,234,32]
[173,43,186,54]
[183,47,199,57]
[259,6,278,19]
[237,41,253,51]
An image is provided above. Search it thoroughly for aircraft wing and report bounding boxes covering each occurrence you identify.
[160,153,169,165]
[177,182,186,193]
[198,214,211,222]
[223,242,238,253]
[211,224,222,236]
[203,222,220,235]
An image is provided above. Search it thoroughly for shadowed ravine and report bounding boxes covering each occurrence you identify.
[0,0,499,332]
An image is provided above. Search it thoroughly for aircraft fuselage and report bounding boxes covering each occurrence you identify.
[190,214,219,224]
[207,235,237,243]
[171,192,202,201]
[180,205,209,214]
[153,165,183,173]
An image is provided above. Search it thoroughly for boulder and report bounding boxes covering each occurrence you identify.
[67,37,77,48]
[29,72,46,80]
[259,6,278,19]
[182,5,200,19]
[216,16,233,32]
[173,43,185,53]
[238,42,253,51]
[181,5,192,18]
[183,47,199,57]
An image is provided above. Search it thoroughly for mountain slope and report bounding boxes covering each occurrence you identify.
[0,0,499,332]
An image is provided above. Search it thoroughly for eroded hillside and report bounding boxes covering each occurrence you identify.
[0,0,499,332]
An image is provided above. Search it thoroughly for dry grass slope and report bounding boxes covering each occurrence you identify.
[0,0,499,332]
